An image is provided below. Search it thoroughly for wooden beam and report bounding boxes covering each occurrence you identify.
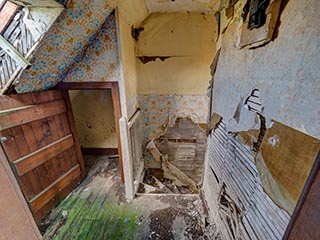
[111,82,124,182]
[29,165,81,213]
[120,117,134,200]
[56,81,116,90]
[61,90,86,179]
[0,99,66,130]
[81,147,118,155]
[0,35,30,68]
[13,135,74,175]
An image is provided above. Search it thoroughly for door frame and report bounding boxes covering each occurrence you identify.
[56,81,124,181]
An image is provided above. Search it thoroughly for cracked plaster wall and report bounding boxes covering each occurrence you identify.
[137,12,217,140]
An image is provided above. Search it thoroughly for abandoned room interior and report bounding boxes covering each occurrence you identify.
[0,0,319,239]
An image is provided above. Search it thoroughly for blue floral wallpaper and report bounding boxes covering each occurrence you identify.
[63,11,120,83]
[138,94,208,142]
[14,0,118,93]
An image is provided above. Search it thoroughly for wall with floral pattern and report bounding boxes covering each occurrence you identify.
[14,0,117,93]
[63,11,119,83]
[138,94,208,142]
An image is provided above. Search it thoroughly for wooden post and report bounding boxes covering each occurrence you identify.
[119,117,134,200]
[61,90,86,179]
[111,82,124,182]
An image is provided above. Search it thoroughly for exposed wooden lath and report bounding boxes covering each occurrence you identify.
[204,120,290,239]
[0,8,35,93]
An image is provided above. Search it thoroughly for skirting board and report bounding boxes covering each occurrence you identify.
[81,148,118,155]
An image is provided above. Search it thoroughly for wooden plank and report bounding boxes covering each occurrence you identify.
[111,83,124,182]
[61,90,86,179]
[33,175,81,222]
[29,165,81,213]
[11,125,30,156]
[0,99,66,130]
[0,92,34,110]
[22,122,39,152]
[13,135,74,175]
[0,144,41,239]
[0,128,20,160]
[81,147,118,155]
[56,81,116,90]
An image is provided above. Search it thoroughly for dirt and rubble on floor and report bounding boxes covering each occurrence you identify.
[42,155,219,240]
[138,168,198,194]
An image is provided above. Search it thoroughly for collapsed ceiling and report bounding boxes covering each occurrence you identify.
[144,0,220,13]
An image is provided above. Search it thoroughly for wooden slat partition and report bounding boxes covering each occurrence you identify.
[203,120,290,240]
[0,90,85,222]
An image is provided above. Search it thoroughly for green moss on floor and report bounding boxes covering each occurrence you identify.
[44,194,141,240]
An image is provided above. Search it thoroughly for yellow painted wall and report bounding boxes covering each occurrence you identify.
[108,0,149,117]
[70,90,117,149]
[137,12,217,95]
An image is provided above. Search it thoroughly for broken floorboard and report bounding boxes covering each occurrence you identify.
[43,155,219,239]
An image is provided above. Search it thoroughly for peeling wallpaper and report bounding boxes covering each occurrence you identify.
[138,94,208,142]
[64,12,120,83]
[212,0,320,139]
[14,0,115,93]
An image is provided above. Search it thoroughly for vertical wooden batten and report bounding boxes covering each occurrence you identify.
[111,82,124,181]
[61,90,86,179]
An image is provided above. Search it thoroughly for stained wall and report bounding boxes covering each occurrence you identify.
[70,90,117,149]
[137,12,217,141]
[203,0,320,224]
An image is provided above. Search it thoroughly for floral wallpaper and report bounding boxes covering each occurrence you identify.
[63,11,119,83]
[138,94,208,142]
[14,0,117,93]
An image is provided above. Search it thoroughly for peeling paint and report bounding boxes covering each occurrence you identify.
[137,56,171,64]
